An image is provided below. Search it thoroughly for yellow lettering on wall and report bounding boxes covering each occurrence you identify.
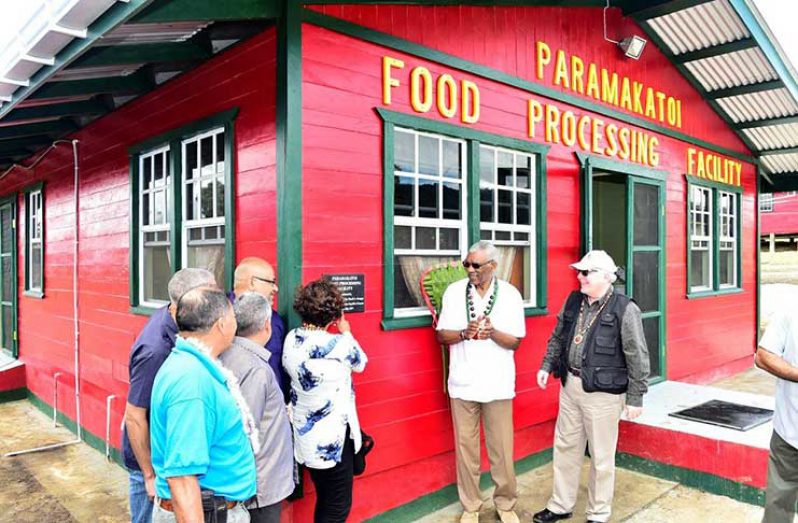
[586,63,600,100]
[562,111,577,146]
[601,70,619,106]
[656,91,667,123]
[591,118,603,154]
[644,88,656,119]
[554,50,570,89]
[528,99,543,138]
[461,80,480,124]
[410,67,433,113]
[604,124,619,157]
[633,82,644,114]
[436,74,457,118]
[545,104,562,143]
[620,77,632,111]
[577,115,591,151]
[536,41,551,81]
[687,148,696,176]
[570,56,585,95]
[382,56,404,105]
[618,127,631,160]
[649,137,659,167]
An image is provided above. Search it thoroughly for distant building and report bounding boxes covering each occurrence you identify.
[761,192,798,251]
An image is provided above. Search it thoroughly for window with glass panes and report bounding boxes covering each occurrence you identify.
[26,188,43,293]
[139,147,171,306]
[383,112,547,323]
[759,193,773,212]
[687,179,741,296]
[129,109,236,312]
[479,145,536,303]
[689,185,712,291]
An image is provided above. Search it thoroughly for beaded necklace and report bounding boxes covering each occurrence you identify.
[465,278,499,321]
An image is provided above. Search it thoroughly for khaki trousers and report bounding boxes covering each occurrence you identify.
[547,375,624,523]
[450,398,517,512]
[763,430,798,523]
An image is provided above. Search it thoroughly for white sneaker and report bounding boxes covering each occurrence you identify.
[497,508,520,523]
[460,510,479,523]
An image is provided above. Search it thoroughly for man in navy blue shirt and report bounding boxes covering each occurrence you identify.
[123,268,216,523]
[231,257,287,394]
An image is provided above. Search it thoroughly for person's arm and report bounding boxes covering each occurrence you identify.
[756,347,798,382]
[166,475,203,523]
[478,317,521,350]
[537,301,569,388]
[436,320,480,345]
[124,403,156,496]
[621,302,650,418]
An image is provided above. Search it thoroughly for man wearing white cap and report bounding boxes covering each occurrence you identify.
[533,250,649,523]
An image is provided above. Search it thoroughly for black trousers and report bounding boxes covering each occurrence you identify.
[308,434,355,523]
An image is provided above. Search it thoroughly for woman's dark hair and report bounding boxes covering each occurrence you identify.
[293,279,345,327]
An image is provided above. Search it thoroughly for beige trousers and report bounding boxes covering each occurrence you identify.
[450,398,517,512]
[547,375,624,523]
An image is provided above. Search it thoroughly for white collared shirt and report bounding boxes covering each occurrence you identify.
[760,310,798,449]
[437,278,526,402]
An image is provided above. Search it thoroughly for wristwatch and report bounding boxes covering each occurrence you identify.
[459,329,468,341]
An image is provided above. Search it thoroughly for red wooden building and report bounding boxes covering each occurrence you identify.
[1,0,797,520]
[760,192,798,249]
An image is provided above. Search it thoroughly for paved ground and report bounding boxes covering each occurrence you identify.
[0,400,129,523]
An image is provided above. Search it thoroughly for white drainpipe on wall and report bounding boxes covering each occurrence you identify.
[4,139,83,457]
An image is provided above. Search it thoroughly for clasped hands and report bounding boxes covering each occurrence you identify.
[464,315,493,340]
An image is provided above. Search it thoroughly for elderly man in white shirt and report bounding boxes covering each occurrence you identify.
[757,309,798,523]
[436,240,526,523]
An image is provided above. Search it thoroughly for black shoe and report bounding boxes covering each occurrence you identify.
[586,521,603,523]
[532,508,573,523]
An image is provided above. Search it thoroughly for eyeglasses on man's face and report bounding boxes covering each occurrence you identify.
[462,260,493,270]
[252,275,277,286]
[577,269,599,277]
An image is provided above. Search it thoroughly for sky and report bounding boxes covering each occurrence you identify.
[754,0,798,75]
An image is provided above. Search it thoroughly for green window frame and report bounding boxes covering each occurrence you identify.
[129,108,238,315]
[686,176,742,298]
[378,108,549,330]
[24,182,44,298]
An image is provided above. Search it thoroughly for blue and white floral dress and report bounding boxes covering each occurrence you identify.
[282,328,368,469]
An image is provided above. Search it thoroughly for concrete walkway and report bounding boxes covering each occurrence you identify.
[0,400,129,523]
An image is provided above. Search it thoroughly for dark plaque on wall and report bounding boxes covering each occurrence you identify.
[325,273,365,313]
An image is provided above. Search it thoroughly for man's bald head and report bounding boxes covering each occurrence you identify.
[233,257,278,303]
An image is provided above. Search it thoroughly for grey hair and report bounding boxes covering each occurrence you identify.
[234,292,273,338]
[167,268,216,306]
[601,271,618,284]
[176,287,231,334]
[468,240,498,262]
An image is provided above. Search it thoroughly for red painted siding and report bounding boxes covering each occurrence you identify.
[301,6,757,519]
[0,28,278,462]
[761,192,798,235]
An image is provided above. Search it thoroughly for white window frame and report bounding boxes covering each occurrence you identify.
[689,185,713,292]
[138,146,172,308]
[760,192,773,213]
[26,189,43,293]
[393,127,468,317]
[719,191,737,289]
[478,145,537,306]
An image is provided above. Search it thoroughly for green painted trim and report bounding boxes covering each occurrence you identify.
[675,38,757,64]
[381,315,433,331]
[686,288,745,299]
[23,182,45,296]
[0,388,27,403]
[738,115,798,130]
[0,138,51,156]
[129,305,158,317]
[4,99,107,123]
[365,447,553,523]
[575,152,668,181]
[303,9,757,165]
[629,0,714,20]
[277,0,304,329]
[685,175,743,195]
[756,167,761,337]
[0,194,19,357]
[128,108,239,307]
[377,109,549,328]
[759,146,798,157]
[69,40,210,69]
[580,155,592,252]
[0,0,155,120]
[30,70,155,100]
[27,392,124,467]
[133,0,277,23]
[616,452,765,507]
[707,80,784,100]
[0,120,76,141]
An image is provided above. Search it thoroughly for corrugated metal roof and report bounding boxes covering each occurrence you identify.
[762,153,798,174]
[98,22,211,46]
[743,123,798,150]
[685,47,777,91]
[716,88,798,123]
[648,0,748,55]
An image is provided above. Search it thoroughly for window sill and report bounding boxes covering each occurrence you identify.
[524,306,548,317]
[130,305,158,317]
[23,290,44,299]
[381,315,433,331]
[686,288,744,299]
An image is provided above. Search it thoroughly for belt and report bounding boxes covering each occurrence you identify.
[568,367,581,377]
[158,498,237,512]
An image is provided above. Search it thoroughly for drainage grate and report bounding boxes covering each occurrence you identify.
[668,399,773,431]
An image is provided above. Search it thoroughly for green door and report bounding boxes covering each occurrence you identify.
[590,170,666,382]
[0,197,17,358]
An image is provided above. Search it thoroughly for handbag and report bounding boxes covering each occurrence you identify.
[353,430,374,476]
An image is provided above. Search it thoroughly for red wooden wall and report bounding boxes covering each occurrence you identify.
[761,192,798,235]
[302,5,757,519]
[0,28,278,461]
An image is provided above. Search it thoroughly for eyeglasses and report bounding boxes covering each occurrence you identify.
[252,275,277,286]
[462,260,493,270]
[577,269,599,277]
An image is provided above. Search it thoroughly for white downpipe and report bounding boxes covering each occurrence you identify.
[52,371,62,427]
[4,139,82,458]
[105,394,116,460]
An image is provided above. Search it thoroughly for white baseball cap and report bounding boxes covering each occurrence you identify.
[570,250,618,273]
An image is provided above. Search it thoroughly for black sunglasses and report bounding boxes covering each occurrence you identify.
[577,269,599,277]
[462,260,493,270]
[252,275,277,285]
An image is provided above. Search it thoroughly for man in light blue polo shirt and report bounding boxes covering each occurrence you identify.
[757,309,798,523]
[150,287,257,523]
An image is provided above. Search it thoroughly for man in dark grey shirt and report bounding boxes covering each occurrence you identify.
[221,292,295,523]
[533,250,649,523]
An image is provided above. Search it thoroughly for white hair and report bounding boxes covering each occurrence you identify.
[468,240,498,262]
